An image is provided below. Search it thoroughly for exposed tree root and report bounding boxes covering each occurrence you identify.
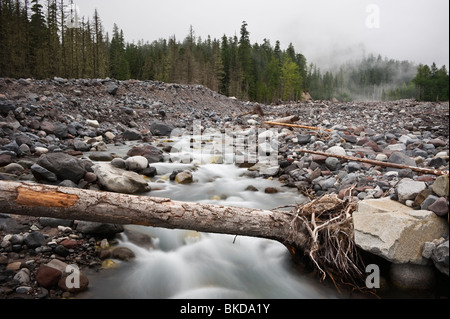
[288,187,367,289]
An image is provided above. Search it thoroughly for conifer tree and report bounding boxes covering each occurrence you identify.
[238,21,253,99]
[29,0,48,78]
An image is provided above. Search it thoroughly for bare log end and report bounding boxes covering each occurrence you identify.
[16,187,79,208]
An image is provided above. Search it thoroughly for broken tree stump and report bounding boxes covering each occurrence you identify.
[0,180,308,250]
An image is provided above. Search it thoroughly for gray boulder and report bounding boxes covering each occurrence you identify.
[93,163,151,194]
[122,128,142,141]
[31,164,58,182]
[396,178,427,203]
[354,198,449,265]
[387,151,416,169]
[37,153,86,183]
[125,156,148,172]
[150,121,174,137]
[23,231,47,248]
[432,240,449,276]
[107,82,118,96]
[76,221,124,236]
[127,144,164,164]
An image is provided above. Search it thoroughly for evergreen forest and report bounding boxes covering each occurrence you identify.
[1,0,448,103]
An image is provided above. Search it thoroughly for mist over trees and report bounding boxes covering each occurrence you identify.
[1,0,448,103]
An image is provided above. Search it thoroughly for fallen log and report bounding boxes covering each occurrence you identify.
[264,121,334,132]
[0,180,371,288]
[299,149,449,176]
[0,180,308,250]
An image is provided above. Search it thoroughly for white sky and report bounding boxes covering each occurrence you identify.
[74,0,449,69]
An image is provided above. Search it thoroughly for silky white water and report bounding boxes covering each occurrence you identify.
[78,138,342,299]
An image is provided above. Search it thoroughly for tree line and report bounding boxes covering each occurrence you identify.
[412,63,449,102]
[0,0,109,79]
[1,0,448,103]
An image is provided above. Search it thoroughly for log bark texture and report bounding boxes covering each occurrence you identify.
[0,181,308,248]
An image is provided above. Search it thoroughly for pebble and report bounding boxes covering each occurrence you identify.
[428,197,449,216]
[175,170,193,184]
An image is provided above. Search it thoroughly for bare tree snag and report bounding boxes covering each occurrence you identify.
[0,181,308,249]
[299,148,449,176]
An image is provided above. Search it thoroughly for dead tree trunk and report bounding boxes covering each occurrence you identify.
[299,149,449,176]
[0,180,308,249]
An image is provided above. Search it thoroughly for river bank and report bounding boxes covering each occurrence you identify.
[0,77,448,299]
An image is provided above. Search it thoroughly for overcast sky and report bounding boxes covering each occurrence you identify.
[74,0,449,70]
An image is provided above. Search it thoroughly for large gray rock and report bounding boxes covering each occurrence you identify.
[353,198,449,265]
[92,163,150,194]
[31,164,58,182]
[127,144,164,164]
[125,156,148,172]
[431,175,449,198]
[37,153,86,183]
[432,239,449,276]
[122,128,142,141]
[388,151,416,168]
[23,231,47,248]
[107,82,118,96]
[75,221,124,236]
[175,170,193,184]
[422,238,449,276]
[396,178,427,203]
[150,121,174,137]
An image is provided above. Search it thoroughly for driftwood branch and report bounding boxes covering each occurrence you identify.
[299,148,449,176]
[0,180,308,249]
[264,121,334,132]
[264,115,299,124]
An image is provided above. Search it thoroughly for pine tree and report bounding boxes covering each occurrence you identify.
[280,55,302,101]
[29,0,49,78]
[92,8,107,78]
[109,24,129,80]
[219,35,231,96]
[46,0,60,76]
[238,21,253,99]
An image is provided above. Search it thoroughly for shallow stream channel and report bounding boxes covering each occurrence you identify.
[76,134,346,299]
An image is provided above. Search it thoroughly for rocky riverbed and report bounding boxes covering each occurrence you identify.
[0,77,448,299]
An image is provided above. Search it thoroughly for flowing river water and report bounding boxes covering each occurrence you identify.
[76,134,346,299]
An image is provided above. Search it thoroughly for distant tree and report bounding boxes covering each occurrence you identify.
[219,35,231,96]
[29,0,48,78]
[92,8,107,78]
[109,24,129,79]
[46,0,60,76]
[280,56,302,101]
[413,63,449,101]
[238,21,253,99]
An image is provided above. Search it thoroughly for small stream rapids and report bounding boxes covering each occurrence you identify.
[77,137,343,299]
